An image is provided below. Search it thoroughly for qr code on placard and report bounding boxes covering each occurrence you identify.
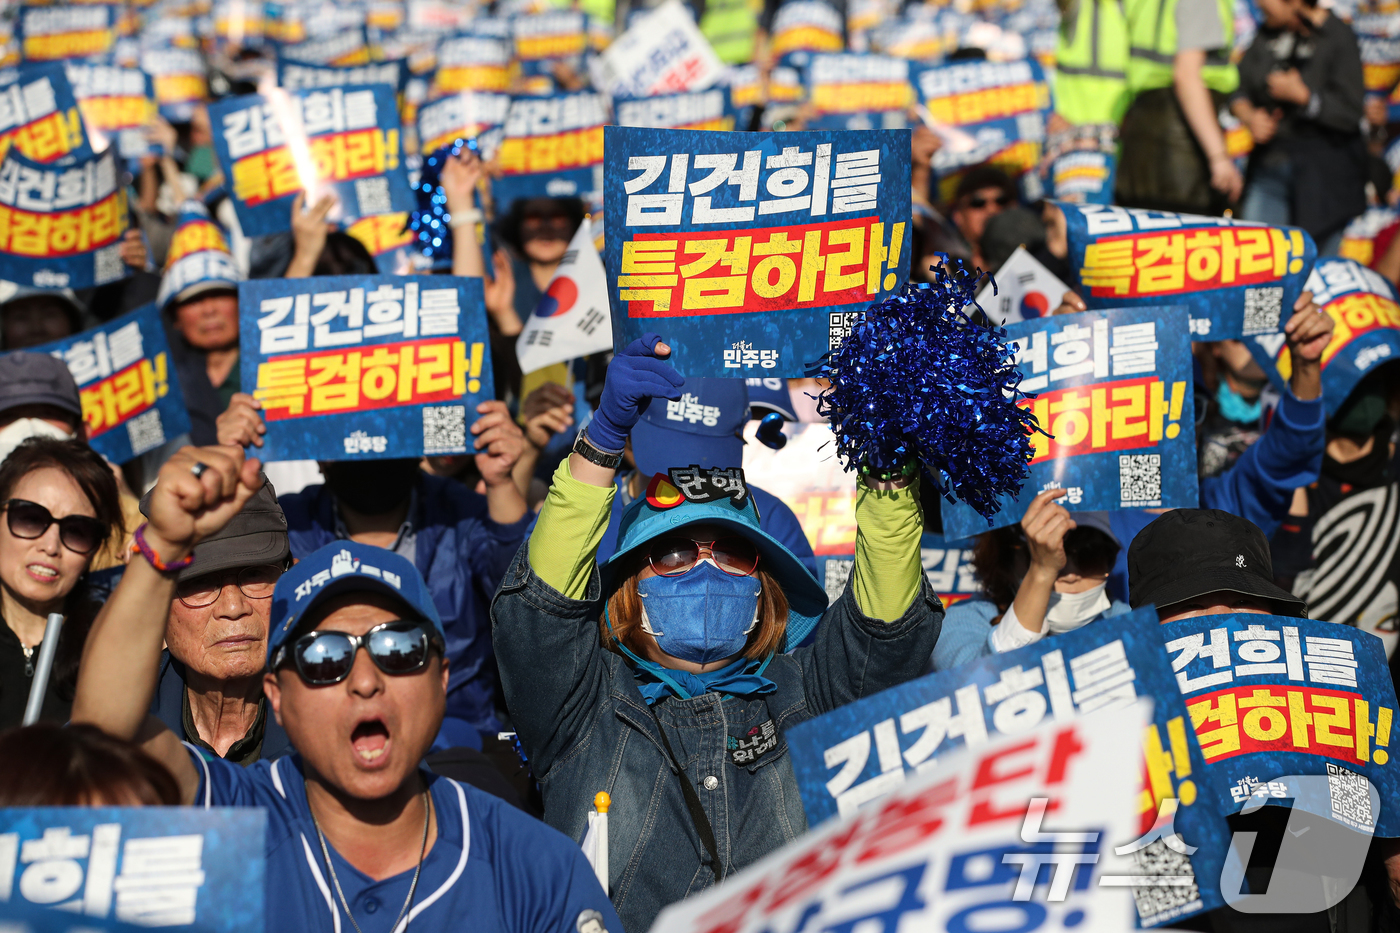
[1128,838,1202,926]
[93,243,124,284]
[829,312,859,350]
[1119,453,1162,506]
[1327,763,1375,830]
[823,558,853,603]
[1241,286,1284,335]
[125,409,165,456]
[355,176,392,215]
[423,405,467,455]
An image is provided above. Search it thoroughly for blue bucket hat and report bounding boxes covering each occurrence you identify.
[600,474,828,650]
[266,541,443,666]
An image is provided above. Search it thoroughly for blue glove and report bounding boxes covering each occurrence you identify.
[587,333,685,452]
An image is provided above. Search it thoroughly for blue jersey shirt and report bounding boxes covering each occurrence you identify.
[187,748,621,933]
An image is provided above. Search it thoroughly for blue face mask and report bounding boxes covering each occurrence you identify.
[636,560,762,665]
[1216,380,1263,424]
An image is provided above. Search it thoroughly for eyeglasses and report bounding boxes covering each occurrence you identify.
[176,564,283,608]
[967,195,1012,209]
[647,536,760,578]
[3,499,107,555]
[276,620,443,686]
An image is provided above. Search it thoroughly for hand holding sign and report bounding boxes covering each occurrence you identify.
[470,399,526,489]
[287,190,337,278]
[1283,290,1336,402]
[587,333,685,453]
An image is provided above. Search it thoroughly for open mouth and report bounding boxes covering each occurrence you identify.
[25,563,58,583]
[350,719,390,763]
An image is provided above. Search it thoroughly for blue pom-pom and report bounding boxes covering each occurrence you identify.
[815,260,1044,522]
[407,139,470,271]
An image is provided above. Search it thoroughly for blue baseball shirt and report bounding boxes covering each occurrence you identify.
[186,748,621,933]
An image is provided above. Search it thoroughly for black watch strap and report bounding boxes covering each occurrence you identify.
[572,430,624,470]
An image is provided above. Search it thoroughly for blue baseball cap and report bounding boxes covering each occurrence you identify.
[266,541,443,666]
[744,377,797,421]
[631,377,749,478]
[600,479,828,650]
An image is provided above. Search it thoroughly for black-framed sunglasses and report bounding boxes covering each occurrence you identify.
[3,499,107,555]
[275,620,444,686]
[176,564,284,609]
[967,194,1012,209]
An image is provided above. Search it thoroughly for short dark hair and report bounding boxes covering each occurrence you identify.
[313,232,379,277]
[954,165,1016,204]
[0,723,181,805]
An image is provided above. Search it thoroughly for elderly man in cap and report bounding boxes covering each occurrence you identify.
[72,444,620,933]
[146,475,294,764]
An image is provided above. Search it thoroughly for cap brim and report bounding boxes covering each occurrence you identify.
[631,418,744,479]
[0,392,82,419]
[600,500,828,649]
[1132,568,1308,617]
[179,531,290,583]
[172,281,238,308]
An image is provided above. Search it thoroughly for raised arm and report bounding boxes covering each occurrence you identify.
[71,445,262,800]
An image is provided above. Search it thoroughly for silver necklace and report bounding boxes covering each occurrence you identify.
[309,787,431,933]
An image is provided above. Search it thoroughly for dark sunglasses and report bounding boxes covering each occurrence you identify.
[967,194,1012,209]
[276,620,443,686]
[176,564,283,609]
[3,499,107,555]
[648,536,760,578]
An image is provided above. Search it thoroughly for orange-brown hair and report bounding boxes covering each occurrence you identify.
[602,560,790,661]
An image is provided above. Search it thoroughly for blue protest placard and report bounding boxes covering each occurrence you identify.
[65,63,156,161]
[911,58,1051,185]
[416,91,509,157]
[768,0,845,67]
[277,58,407,93]
[804,53,912,131]
[139,47,208,124]
[1041,127,1118,206]
[428,34,511,96]
[35,304,191,463]
[940,305,1199,539]
[510,9,589,79]
[1162,613,1400,836]
[17,5,117,63]
[0,807,264,933]
[0,64,91,165]
[210,85,415,238]
[1248,258,1400,415]
[818,531,979,605]
[0,145,129,290]
[491,92,606,211]
[785,605,1231,926]
[239,274,493,461]
[604,125,911,378]
[278,28,374,67]
[613,87,737,132]
[1061,202,1317,341]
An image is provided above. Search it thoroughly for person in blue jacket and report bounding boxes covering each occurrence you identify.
[593,376,820,581]
[933,498,1131,671]
[1103,287,1336,600]
[275,400,532,740]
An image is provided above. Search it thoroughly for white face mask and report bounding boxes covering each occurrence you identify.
[1045,582,1110,634]
[0,418,74,465]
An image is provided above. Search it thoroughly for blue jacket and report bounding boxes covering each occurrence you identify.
[930,597,1133,672]
[280,473,531,733]
[491,545,942,933]
[1107,389,1325,601]
[151,651,294,761]
[596,474,820,580]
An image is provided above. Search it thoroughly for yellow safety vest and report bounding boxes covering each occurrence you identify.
[1124,0,1238,95]
[1054,0,1131,125]
[700,0,760,65]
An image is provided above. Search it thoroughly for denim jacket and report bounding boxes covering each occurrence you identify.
[491,545,943,933]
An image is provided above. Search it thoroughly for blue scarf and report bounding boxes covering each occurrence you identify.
[604,607,778,704]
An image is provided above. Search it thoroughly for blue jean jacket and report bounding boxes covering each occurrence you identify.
[490,545,943,933]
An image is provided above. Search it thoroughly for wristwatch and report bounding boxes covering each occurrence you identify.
[572,430,624,470]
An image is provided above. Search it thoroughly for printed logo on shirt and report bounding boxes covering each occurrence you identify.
[728,719,778,765]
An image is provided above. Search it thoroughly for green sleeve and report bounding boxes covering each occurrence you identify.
[527,459,617,599]
[851,476,924,622]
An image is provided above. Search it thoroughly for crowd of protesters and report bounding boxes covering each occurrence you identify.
[0,0,1399,930]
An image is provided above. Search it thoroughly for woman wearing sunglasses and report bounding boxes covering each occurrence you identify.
[492,335,942,932]
[0,436,120,730]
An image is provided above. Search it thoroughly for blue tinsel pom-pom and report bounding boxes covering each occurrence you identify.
[815,261,1043,522]
[408,140,471,271]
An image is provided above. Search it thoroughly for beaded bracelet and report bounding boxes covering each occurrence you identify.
[132,523,194,574]
[858,460,918,483]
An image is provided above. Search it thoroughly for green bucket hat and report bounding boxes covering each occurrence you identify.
[599,472,829,650]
